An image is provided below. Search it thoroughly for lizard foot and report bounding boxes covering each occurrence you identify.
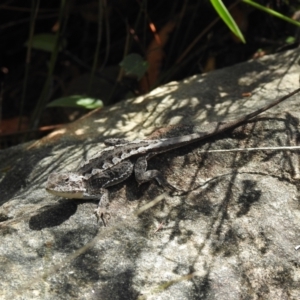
[94,208,111,226]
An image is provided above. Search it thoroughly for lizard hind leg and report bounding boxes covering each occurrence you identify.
[134,155,177,191]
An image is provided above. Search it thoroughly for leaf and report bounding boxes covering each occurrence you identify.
[210,0,246,43]
[25,34,66,52]
[286,36,295,44]
[47,95,103,109]
[119,53,148,80]
[242,0,300,27]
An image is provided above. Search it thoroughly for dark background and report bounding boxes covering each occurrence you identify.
[0,0,299,148]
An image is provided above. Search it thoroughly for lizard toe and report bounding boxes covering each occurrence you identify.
[94,208,111,226]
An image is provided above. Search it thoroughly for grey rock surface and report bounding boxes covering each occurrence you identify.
[1,49,300,299]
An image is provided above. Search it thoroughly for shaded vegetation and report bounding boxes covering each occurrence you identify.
[0,0,300,148]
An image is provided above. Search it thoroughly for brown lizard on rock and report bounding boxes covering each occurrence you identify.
[46,88,300,225]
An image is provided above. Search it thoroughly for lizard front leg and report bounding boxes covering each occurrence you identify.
[134,154,177,191]
[87,160,134,224]
[90,188,110,226]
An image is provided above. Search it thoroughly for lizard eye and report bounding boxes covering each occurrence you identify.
[61,175,69,182]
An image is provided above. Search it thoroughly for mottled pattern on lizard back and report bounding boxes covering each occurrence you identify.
[77,140,159,174]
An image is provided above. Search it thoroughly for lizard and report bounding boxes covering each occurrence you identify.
[46,88,300,225]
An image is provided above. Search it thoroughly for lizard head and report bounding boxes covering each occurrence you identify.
[45,172,87,199]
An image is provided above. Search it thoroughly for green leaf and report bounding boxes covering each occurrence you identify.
[242,0,300,27]
[286,36,296,44]
[210,0,246,43]
[119,53,148,79]
[47,95,103,109]
[25,34,66,52]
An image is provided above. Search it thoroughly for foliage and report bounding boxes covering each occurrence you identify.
[210,0,246,43]
[119,53,148,80]
[25,34,67,52]
[210,0,300,43]
[47,96,103,109]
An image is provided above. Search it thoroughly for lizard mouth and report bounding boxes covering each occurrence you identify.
[46,188,85,199]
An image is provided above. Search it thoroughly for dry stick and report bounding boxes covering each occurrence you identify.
[197,146,300,153]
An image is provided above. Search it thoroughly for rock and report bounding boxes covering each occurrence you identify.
[1,49,300,299]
